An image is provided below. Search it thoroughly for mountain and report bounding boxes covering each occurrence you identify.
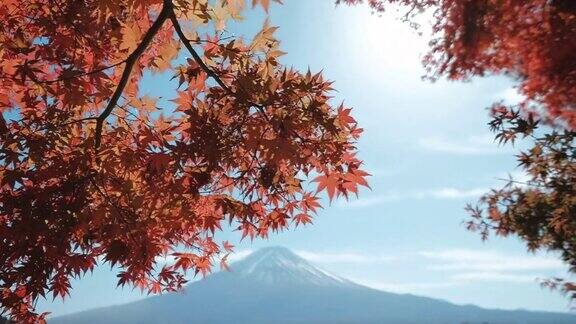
[51,247,576,324]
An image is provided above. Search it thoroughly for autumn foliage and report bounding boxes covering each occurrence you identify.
[465,109,576,298]
[0,0,369,321]
[3,0,575,320]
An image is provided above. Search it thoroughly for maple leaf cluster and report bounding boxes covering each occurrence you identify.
[0,0,368,321]
[465,107,576,298]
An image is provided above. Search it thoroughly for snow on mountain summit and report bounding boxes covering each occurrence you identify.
[228,247,354,287]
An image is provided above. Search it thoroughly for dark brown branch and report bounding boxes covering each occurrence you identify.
[0,112,8,135]
[170,12,317,145]
[94,1,171,150]
[168,11,233,93]
[168,10,271,122]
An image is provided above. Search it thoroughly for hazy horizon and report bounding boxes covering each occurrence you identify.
[49,246,576,324]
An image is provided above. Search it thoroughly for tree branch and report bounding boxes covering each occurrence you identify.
[94,1,171,150]
[58,117,99,128]
[168,9,271,122]
[168,11,233,94]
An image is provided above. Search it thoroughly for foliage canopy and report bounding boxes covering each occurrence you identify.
[0,0,369,321]
[3,0,576,321]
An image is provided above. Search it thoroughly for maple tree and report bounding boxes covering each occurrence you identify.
[345,0,576,298]
[0,0,369,321]
[465,108,576,298]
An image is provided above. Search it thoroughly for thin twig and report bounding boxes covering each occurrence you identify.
[41,61,127,84]
[58,117,99,128]
[169,11,233,93]
[168,10,271,122]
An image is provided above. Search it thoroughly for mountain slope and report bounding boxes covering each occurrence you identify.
[51,247,576,324]
[227,246,355,287]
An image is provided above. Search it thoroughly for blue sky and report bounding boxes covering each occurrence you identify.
[38,0,573,316]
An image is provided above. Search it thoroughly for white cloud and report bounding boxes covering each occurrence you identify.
[350,273,543,294]
[451,272,541,284]
[420,249,564,272]
[336,193,401,208]
[350,249,563,293]
[295,250,396,264]
[498,87,526,105]
[351,279,458,293]
[418,134,508,155]
[337,187,487,208]
[422,187,488,199]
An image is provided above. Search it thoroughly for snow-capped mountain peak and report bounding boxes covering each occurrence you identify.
[229,247,352,287]
[51,247,576,324]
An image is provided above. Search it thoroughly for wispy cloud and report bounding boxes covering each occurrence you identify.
[351,279,458,293]
[295,250,396,264]
[336,193,401,208]
[350,249,563,293]
[350,272,542,294]
[337,187,487,208]
[420,187,488,199]
[498,87,526,105]
[420,249,564,272]
[418,134,507,155]
[451,272,541,284]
